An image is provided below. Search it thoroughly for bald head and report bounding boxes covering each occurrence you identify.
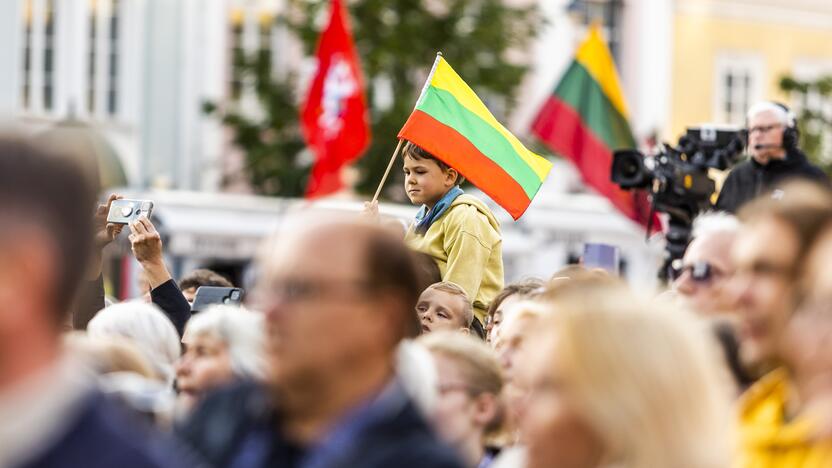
[255,218,426,407]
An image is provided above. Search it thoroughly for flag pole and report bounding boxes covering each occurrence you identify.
[371,52,443,203]
[372,138,404,203]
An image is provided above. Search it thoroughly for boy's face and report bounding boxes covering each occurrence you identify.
[403,154,457,208]
[416,288,468,334]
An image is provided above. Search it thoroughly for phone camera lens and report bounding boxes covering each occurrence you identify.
[230,291,241,300]
[120,206,133,217]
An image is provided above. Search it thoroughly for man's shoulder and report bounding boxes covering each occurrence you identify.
[725,159,755,178]
[21,391,196,468]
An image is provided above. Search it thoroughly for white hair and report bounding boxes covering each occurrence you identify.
[746,101,794,127]
[691,211,741,240]
[396,339,438,417]
[87,301,180,385]
[183,305,267,380]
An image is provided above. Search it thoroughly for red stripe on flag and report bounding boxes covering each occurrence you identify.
[399,110,533,219]
[532,96,654,226]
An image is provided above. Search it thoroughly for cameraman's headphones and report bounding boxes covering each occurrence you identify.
[772,101,799,151]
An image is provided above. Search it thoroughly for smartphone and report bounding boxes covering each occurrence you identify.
[191,286,244,314]
[107,199,154,225]
[582,243,620,275]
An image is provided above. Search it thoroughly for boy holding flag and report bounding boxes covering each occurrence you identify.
[367,55,552,333]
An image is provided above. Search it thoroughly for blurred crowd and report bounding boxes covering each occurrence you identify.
[2,101,832,468]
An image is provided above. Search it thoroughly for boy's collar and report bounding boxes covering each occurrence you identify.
[414,186,464,234]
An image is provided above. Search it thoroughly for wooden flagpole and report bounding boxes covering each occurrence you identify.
[372,138,404,203]
[371,52,443,204]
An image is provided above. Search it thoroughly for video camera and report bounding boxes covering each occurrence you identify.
[611,126,745,280]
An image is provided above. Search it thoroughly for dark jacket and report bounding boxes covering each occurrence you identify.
[17,390,198,468]
[151,279,192,336]
[176,381,464,468]
[715,149,828,213]
[71,275,106,330]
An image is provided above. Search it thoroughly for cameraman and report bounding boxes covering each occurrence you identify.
[716,101,827,213]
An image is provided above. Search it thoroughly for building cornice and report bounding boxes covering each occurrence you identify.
[676,0,832,30]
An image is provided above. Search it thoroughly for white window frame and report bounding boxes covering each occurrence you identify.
[713,52,765,126]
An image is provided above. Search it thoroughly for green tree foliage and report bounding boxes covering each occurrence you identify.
[779,75,832,172]
[204,47,309,197]
[209,0,540,199]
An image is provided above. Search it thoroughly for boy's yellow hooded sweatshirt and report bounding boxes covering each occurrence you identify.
[736,368,832,468]
[405,194,504,323]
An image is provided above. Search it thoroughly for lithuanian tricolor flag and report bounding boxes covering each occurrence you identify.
[398,55,552,220]
[531,25,653,227]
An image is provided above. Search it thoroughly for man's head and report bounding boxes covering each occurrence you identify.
[780,224,832,380]
[178,269,233,303]
[746,101,795,165]
[402,141,462,208]
[785,225,832,377]
[730,181,832,371]
[0,137,96,383]
[673,212,740,315]
[255,218,424,411]
[416,282,473,334]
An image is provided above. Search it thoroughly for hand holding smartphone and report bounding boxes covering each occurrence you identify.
[107,199,154,225]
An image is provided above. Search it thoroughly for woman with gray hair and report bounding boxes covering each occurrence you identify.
[87,301,181,385]
[175,305,266,414]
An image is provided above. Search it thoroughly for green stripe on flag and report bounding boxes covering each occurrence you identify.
[416,86,542,198]
[553,61,637,151]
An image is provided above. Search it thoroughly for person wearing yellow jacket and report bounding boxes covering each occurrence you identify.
[731,184,832,467]
[396,141,504,333]
[737,369,832,467]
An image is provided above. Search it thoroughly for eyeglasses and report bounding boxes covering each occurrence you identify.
[252,278,374,305]
[748,124,782,135]
[672,261,719,283]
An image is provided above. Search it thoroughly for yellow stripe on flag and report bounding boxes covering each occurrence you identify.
[574,25,630,118]
[429,59,552,180]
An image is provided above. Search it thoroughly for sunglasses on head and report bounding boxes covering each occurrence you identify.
[672,260,716,283]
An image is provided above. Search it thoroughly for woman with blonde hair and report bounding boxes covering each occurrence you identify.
[520,281,734,468]
[419,331,505,468]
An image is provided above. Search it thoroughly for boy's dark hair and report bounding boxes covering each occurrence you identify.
[179,269,234,291]
[412,252,442,286]
[402,141,466,185]
[0,137,96,320]
[486,278,545,322]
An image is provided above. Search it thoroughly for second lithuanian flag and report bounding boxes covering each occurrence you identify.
[531,25,653,228]
[398,55,552,220]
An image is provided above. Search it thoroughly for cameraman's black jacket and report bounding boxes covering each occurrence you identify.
[715,148,828,213]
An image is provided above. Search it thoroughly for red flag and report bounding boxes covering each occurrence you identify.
[301,0,370,198]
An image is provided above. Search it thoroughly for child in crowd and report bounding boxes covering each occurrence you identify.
[370,141,504,335]
[419,332,505,468]
[485,278,545,344]
[417,282,474,334]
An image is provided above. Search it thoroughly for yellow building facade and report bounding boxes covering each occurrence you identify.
[668,0,832,139]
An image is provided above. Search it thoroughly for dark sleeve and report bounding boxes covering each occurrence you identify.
[151,279,191,336]
[176,382,266,468]
[72,274,106,330]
